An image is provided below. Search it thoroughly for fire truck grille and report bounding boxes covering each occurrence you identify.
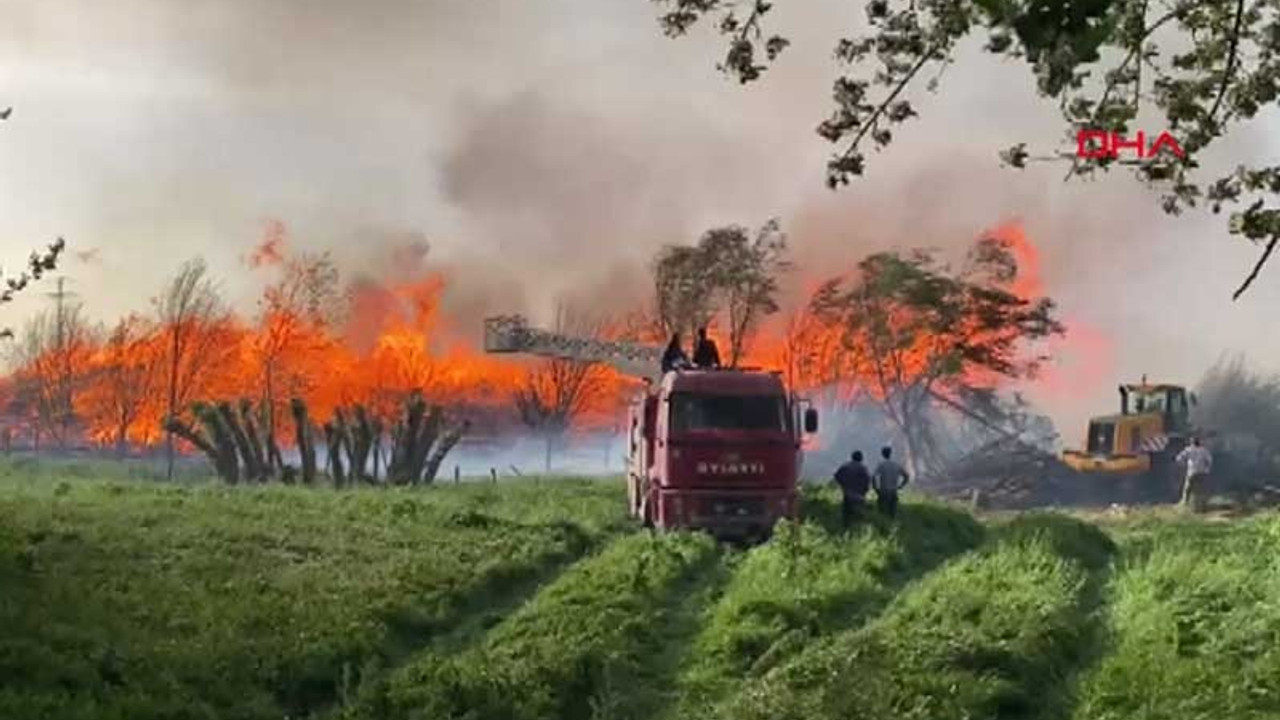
[706,498,765,517]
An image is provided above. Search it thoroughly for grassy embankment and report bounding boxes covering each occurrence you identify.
[4,467,1280,720]
[0,473,626,720]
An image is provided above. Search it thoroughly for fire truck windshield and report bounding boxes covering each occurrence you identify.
[669,393,788,432]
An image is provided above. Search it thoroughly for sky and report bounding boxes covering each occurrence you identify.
[1,0,1278,441]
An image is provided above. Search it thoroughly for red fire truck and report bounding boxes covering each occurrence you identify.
[484,316,819,539]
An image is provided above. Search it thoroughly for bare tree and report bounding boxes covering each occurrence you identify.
[10,316,58,450]
[49,289,93,448]
[80,315,163,457]
[513,304,614,472]
[253,251,344,473]
[154,258,228,479]
[9,302,95,450]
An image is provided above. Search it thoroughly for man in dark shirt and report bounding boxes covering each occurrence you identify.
[692,327,721,368]
[833,451,871,528]
[660,333,690,374]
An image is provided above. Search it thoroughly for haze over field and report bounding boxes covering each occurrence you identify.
[2,0,1279,440]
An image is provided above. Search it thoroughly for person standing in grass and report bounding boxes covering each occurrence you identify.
[833,450,871,528]
[872,446,909,519]
[1176,436,1213,512]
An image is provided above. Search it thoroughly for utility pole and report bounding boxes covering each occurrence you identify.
[45,276,79,450]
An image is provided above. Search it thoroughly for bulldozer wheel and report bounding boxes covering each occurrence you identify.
[1148,452,1183,504]
[1065,468,1146,507]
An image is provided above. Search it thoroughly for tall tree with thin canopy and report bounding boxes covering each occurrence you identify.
[154,258,228,480]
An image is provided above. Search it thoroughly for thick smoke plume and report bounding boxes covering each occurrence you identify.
[4,0,1280,458]
[1194,355,1280,455]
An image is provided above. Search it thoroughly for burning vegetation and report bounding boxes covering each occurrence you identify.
[0,218,1088,485]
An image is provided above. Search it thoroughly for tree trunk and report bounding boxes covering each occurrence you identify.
[371,419,383,483]
[388,395,426,485]
[337,407,371,484]
[259,400,283,473]
[325,422,347,489]
[337,409,355,481]
[897,403,925,481]
[193,403,239,484]
[291,398,317,485]
[422,420,470,485]
[218,401,263,482]
[165,325,181,481]
[116,418,128,460]
[408,406,443,484]
[162,415,218,464]
[239,399,270,480]
[347,406,375,483]
[264,364,275,458]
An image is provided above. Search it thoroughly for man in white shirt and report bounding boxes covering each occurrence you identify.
[1175,436,1212,512]
[872,446,910,520]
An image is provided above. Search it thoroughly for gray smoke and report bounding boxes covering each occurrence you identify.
[3,0,1280,455]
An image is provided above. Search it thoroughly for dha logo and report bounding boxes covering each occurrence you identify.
[1076,129,1185,160]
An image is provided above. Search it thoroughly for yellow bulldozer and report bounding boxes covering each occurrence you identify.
[1061,379,1197,502]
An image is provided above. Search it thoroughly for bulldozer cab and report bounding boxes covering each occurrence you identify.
[1119,383,1191,433]
[1064,381,1197,500]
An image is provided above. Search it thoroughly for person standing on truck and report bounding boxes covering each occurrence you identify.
[1176,436,1213,512]
[872,446,909,519]
[661,333,690,373]
[692,327,721,368]
[833,451,871,528]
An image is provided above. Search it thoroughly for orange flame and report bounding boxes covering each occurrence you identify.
[7,220,1110,452]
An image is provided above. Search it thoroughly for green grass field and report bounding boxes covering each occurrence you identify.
[3,468,1280,720]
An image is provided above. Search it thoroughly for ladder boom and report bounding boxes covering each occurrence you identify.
[483,315,662,380]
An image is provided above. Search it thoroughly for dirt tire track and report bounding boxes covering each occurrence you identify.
[666,499,987,719]
[600,542,733,720]
[320,516,613,719]
[1038,562,1115,720]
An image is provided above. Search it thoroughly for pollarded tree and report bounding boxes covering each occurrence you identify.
[513,303,615,471]
[652,0,1280,298]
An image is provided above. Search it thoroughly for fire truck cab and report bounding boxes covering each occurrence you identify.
[627,368,818,539]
